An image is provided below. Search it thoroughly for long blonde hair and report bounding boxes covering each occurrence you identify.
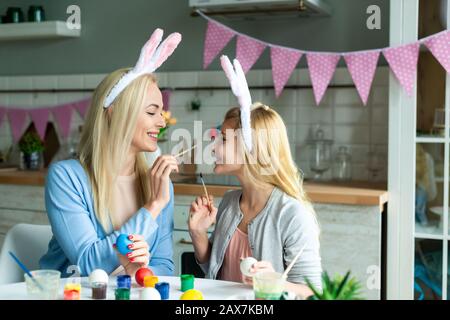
[224,102,317,220]
[78,68,155,232]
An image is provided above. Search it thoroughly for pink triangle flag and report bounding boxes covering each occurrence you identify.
[52,104,73,140]
[343,50,380,105]
[29,108,50,141]
[8,109,28,143]
[203,20,236,69]
[423,31,450,73]
[162,90,171,111]
[73,98,91,119]
[271,46,302,97]
[0,107,6,126]
[383,42,420,96]
[306,53,341,105]
[236,35,266,74]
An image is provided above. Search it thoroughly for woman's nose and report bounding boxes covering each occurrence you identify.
[157,115,166,128]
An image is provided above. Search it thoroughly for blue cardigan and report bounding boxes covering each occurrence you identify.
[39,159,174,277]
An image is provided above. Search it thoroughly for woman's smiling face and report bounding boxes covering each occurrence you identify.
[213,119,244,175]
[131,81,166,153]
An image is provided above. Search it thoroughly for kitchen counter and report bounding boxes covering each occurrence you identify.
[0,168,388,208]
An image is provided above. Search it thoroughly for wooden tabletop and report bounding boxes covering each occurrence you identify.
[0,168,388,208]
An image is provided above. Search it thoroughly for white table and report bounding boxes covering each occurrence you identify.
[0,276,254,300]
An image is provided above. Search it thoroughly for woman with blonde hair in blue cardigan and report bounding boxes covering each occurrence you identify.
[40,29,181,277]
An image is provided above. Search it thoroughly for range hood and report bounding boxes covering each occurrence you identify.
[190,0,332,20]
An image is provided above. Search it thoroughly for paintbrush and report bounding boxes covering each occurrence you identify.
[199,172,211,209]
[173,144,197,158]
[282,243,307,279]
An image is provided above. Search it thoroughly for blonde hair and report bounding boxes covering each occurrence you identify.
[78,68,156,232]
[224,102,318,220]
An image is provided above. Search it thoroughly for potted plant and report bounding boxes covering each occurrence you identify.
[157,111,177,142]
[305,271,364,300]
[18,132,45,170]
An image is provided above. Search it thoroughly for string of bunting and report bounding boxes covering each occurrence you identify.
[199,10,450,105]
[0,90,172,143]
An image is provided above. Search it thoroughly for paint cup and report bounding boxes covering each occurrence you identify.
[143,275,158,288]
[24,270,60,300]
[91,282,107,299]
[115,288,130,300]
[253,272,286,300]
[117,275,131,289]
[64,283,81,300]
[180,274,194,292]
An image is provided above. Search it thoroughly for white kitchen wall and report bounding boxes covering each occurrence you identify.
[0,67,389,181]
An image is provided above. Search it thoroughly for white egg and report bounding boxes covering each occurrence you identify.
[240,257,258,277]
[89,269,109,285]
[141,287,161,300]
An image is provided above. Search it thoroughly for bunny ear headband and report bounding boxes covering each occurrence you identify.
[220,55,253,153]
[104,28,182,108]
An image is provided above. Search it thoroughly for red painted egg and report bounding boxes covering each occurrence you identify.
[135,267,154,287]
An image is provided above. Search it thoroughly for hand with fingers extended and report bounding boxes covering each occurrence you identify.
[242,260,276,286]
[144,155,179,219]
[188,195,217,236]
[113,234,151,277]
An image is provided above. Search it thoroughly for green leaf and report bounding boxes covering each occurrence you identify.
[335,271,351,299]
[305,277,323,299]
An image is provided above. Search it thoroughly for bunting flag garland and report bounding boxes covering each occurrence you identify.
[73,98,91,119]
[203,20,236,69]
[423,31,450,73]
[198,9,450,104]
[52,104,74,140]
[306,53,341,105]
[383,43,420,97]
[29,108,50,140]
[236,35,266,74]
[271,46,303,97]
[0,98,91,143]
[162,89,172,111]
[343,51,380,105]
[8,109,28,143]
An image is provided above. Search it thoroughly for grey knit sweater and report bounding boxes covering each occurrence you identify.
[197,187,322,290]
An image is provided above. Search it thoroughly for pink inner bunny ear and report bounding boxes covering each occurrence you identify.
[135,28,164,72]
[150,32,182,71]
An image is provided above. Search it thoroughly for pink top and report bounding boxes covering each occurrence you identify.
[218,227,253,283]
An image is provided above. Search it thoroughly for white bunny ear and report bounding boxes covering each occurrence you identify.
[146,32,182,73]
[134,28,164,72]
[104,28,182,108]
[220,55,239,97]
[232,58,249,89]
[220,55,253,152]
[220,55,234,82]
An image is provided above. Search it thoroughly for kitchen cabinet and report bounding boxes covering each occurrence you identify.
[388,0,450,300]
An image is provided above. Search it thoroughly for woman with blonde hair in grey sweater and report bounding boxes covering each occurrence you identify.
[188,56,322,299]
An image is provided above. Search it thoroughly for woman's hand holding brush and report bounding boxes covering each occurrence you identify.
[188,195,217,235]
[188,195,217,265]
[145,155,179,219]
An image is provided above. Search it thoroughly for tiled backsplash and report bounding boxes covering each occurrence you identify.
[0,67,388,181]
